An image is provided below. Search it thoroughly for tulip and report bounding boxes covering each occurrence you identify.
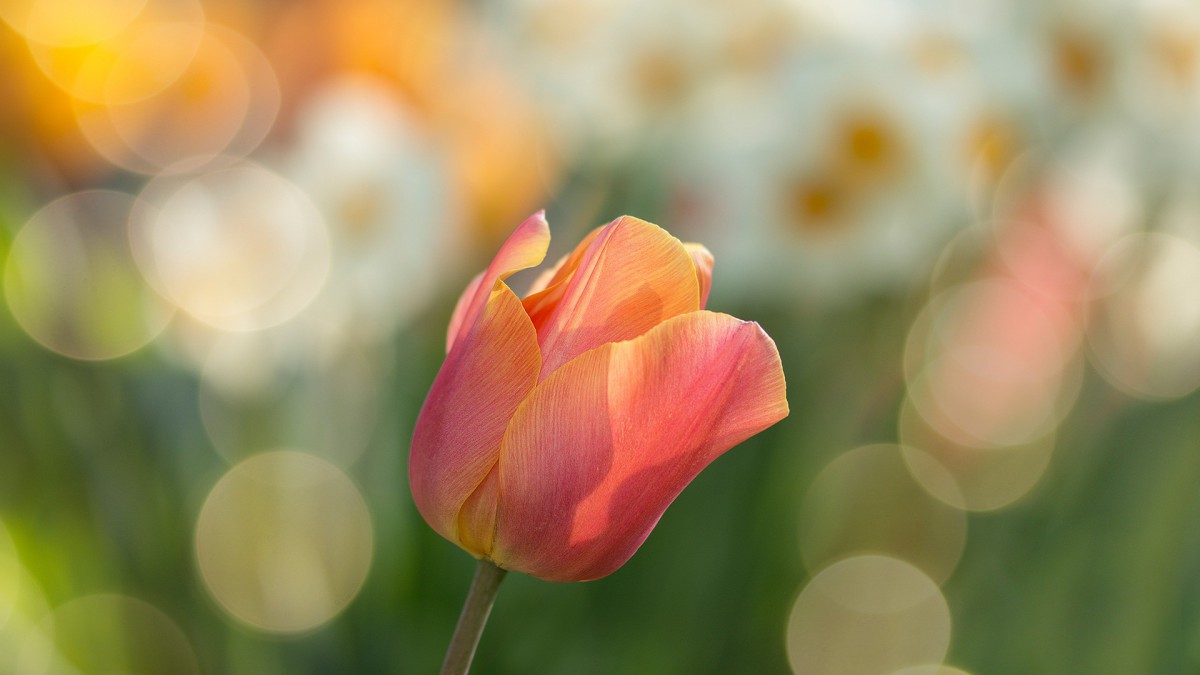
[412,211,788,577]
[410,212,788,672]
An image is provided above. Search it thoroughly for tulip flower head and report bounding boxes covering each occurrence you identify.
[411,212,788,582]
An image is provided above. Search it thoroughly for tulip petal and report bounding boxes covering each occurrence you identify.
[411,283,542,549]
[521,225,603,313]
[447,211,550,353]
[446,272,484,354]
[413,213,550,550]
[530,216,700,379]
[456,464,499,554]
[525,224,604,298]
[490,311,788,581]
[683,242,714,309]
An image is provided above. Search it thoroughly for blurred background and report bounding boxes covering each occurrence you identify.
[1,0,1200,672]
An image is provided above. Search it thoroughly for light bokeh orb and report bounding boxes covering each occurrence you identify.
[1019,146,1141,269]
[798,444,966,585]
[74,24,280,174]
[0,566,51,675]
[1088,233,1200,399]
[889,666,973,675]
[0,535,48,663]
[904,278,1082,448]
[4,190,174,360]
[786,555,952,675]
[26,0,205,104]
[18,594,198,675]
[194,450,374,633]
[0,0,148,47]
[898,397,1054,512]
[129,164,331,332]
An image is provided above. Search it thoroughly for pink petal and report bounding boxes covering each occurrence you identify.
[411,283,541,550]
[524,223,605,298]
[529,216,700,380]
[447,211,550,354]
[446,272,484,354]
[521,225,603,312]
[412,214,550,551]
[683,242,714,309]
[490,311,788,581]
[456,464,500,554]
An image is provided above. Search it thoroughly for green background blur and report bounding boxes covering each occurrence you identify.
[2,0,1200,673]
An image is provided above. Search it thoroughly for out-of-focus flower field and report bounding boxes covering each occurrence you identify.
[2,0,1200,672]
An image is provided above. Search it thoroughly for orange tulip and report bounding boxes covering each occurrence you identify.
[410,212,788,582]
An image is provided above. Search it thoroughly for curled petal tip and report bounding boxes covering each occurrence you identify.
[524,209,549,231]
[530,216,701,378]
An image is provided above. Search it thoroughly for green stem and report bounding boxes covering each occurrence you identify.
[440,559,508,675]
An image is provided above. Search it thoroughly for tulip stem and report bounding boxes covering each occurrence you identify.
[440,559,508,675]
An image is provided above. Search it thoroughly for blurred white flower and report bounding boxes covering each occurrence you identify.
[675,50,997,302]
[789,0,1004,56]
[1117,0,1200,176]
[281,73,466,348]
[480,0,806,163]
[1024,0,1132,123]
[135,75,467,464]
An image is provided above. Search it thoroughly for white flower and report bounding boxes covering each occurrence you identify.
[281,73,466,347]
[479,0,806,163]
[676,49,998,302]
